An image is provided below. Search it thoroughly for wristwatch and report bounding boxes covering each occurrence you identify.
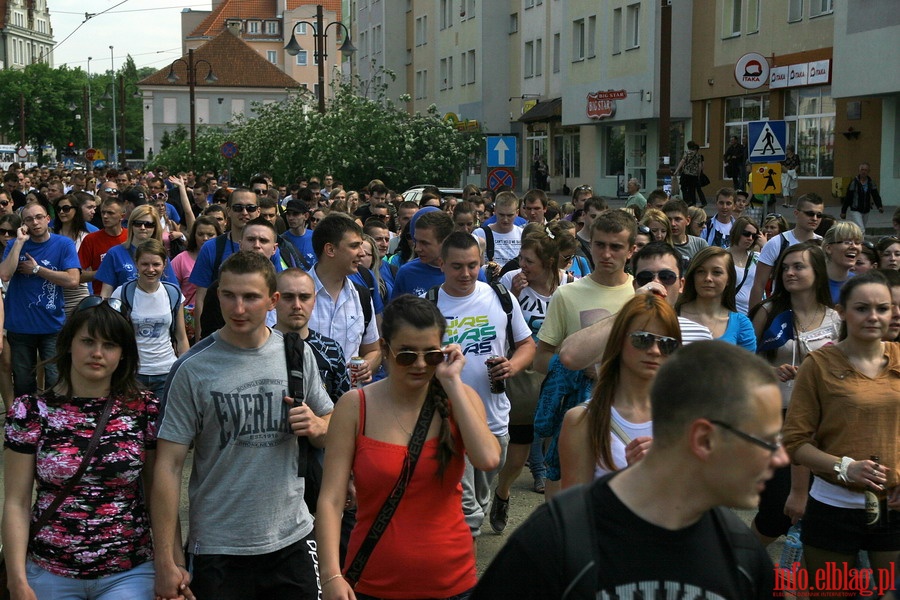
[31,264,40,275]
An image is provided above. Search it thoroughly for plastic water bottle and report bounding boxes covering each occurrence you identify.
[778,522,803,590]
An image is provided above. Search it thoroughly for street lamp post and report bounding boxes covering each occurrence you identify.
[284,4,356,114]
[166,48,217,157]
[118,76,141,168]
[109,46,118,169]
[87,56,94,148]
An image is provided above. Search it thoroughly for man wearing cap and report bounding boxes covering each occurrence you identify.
[282,198,316,268]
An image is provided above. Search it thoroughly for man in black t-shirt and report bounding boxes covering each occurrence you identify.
[475,341,788,599]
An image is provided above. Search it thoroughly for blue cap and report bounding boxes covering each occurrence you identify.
[408,206,440,240]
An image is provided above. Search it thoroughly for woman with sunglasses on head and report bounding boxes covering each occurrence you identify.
[822,221,864,304]
[783,272,900,584]
[109,239,189,399]
[559,295,681,488]
[3,297,160,600]
[727,216,762,315]
[52,194,93,316]
[316,295,500,600]
[877,236,900,271]
[687,206,708,238]
[675,246,756,351]
[748,241,837,546]
[95,205,179,299]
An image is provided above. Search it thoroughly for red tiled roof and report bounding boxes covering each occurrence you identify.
[189,0,343,39]
[138,29,297,89]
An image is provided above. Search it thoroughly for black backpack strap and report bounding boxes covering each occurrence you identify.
[284,332,309,479]
[547,483,598,600]
[710,506,762,599]
[481,225,495,262]
[279,234,310,270]
[425,285,440,305]
[160,281,181,340]
[489,281,515,358]
[212,233,229,278]
[351,280,373,333]
[121,278,138,314]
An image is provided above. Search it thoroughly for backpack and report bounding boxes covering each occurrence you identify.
[352,268,375,334]
[278,234,311,270]
[426,281,515,358]
[283,331,323,514]
[480,225,496,262]
[120,279,181,340]
[547,480,763,599]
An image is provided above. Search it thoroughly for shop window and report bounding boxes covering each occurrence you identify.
[606,125,626,177]
[555,130,581,180]
[785,86,834,177]
[723,94,770,178]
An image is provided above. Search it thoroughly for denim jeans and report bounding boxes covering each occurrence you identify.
[528,434,546,480]
[7,331,58,397]
[137,373,168,401]
[26,559,155,600]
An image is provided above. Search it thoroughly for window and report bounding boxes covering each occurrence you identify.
[613,8,622,54]
[415,15,427,46]
[440,57,449,89]
[524,41,534,78]
[788,0,803,21]
[373,25,382,54]
[267,50,277,64]
[509,13,518,34]
[266,21,279,35]
[163,98,177,124]
[447,56,453,88]
[552,33,560,72]
[296,51,308,66]
[747,0,759,33]
[723,0,741,36]
[415,70,428,99]
[196,98,210,125]
[724,93,770,177]
[525,0,534,7]
[704,100,712,146]
[248,20,259,34]
[360,30,368,57]
[554,130,581,179]
[440,0,453,29]
[572,19,585,61]
[810,0,833,17]
[587,16,597,58]
[406,49,412,66]
[535,38,543,76]
[785,86,835,177]
[296,23,308,35]
[462,49,476,84]
[626,3,640,48]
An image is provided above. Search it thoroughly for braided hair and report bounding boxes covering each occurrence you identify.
[383,295,458,476]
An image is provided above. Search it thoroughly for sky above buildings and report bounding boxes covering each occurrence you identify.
[50,1,209,73]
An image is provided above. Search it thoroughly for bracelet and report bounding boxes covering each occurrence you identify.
[838,456,854,483]
[321,573,343,587]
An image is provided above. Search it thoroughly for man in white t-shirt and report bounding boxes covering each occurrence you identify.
[473,191,522,267]
[432,232,535,540]
[703,188,736,249]
[748,193,825,310]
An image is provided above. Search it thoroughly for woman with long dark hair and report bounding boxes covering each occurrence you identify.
[316,295,499,600]
[52,194,92,315]
[559,295,681,487]
[3,298,158,599]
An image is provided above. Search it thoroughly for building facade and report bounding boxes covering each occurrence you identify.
[0,0,54,70]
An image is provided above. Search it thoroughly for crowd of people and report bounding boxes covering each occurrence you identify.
[0,161,898,599]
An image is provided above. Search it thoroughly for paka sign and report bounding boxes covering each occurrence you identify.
[734,52,770,90]
[770,59,831,89]
[586,90,625,119]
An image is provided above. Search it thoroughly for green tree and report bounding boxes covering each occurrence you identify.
[149,68,480,188]
[0,63,87,165]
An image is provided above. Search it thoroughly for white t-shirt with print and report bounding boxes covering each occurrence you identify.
[111,284,184,376]
[473,226,523,266]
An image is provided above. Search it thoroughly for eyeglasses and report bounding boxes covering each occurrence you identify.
[629,331,680,356]
[309,216,321,224]
[57,205,76,213]
[131,220,155,229]
[575,185,593,192]
[253,189,267,196]
[709,419,783,453]
[23,214,49,224]
[765,213,783,220]
[74,296,130,319]
[151,192,168,202]
[231,204,259,213]
[0,228,14,236]
[102,188,119,195]
[740,230,760,240]
[878,236,900,246]
[0,200,10,207]
[386,344,445,367]
[635,269,679,287]
[800,210,824,219]
[830,239,861,247]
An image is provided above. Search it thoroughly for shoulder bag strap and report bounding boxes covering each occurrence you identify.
[609,418,632,446]
[733,253,752,295]
[30,395,117,539]
[284,332,310,479]
[344,389,437,586]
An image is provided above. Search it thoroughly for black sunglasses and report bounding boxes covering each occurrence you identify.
[741,230,760,239]
[131,220,155,229]
[634,269,679,287]
[74,296,131,319]
[765,213,783,220]
[629,331,680,356]
[0,200,9,207]
[387,344,445,367]
[57,205,76,213]
[231,204,259,213]
[800,210,824,219]
[637,224,651,235]
[0,228,14,236]
[709,419,782,453]
[253,189,267,195]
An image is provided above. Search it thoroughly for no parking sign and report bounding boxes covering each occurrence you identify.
[488,168,516,191]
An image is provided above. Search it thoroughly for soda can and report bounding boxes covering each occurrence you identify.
[486,355,505,394]
[350,356,367,389]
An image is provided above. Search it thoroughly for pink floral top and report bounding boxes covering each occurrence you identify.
[4,391,159,578]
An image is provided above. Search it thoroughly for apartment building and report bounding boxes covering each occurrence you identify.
[0,0,54,69]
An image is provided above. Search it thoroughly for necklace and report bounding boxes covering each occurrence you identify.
[794,306,823,333]
[393,403,413,436]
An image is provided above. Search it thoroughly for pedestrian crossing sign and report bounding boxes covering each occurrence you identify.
[749,120,786,163]
[750,163,782,195]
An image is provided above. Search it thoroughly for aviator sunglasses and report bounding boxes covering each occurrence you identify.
[629,331,680,356]
[386,344,445,366]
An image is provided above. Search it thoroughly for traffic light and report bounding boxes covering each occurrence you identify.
[66,141,75,156]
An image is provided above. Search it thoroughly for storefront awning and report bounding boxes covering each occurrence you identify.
[518,97,562,123]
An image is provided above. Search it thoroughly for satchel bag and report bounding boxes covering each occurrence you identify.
[1,396,115,599]
[699,171,711,187]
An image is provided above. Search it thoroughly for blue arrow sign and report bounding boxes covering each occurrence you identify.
[487,136,517,168]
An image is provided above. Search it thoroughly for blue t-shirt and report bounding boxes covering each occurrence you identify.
[3,234,81,334]
[94,244,179,290]
[86,222,99,233]
[282,230,316,268]
[164,202,180,224]
[189,234,287,289]
[828,274,854,305]
[718,311,757,352]
[349,268,385,315]
[390,258,488,299]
